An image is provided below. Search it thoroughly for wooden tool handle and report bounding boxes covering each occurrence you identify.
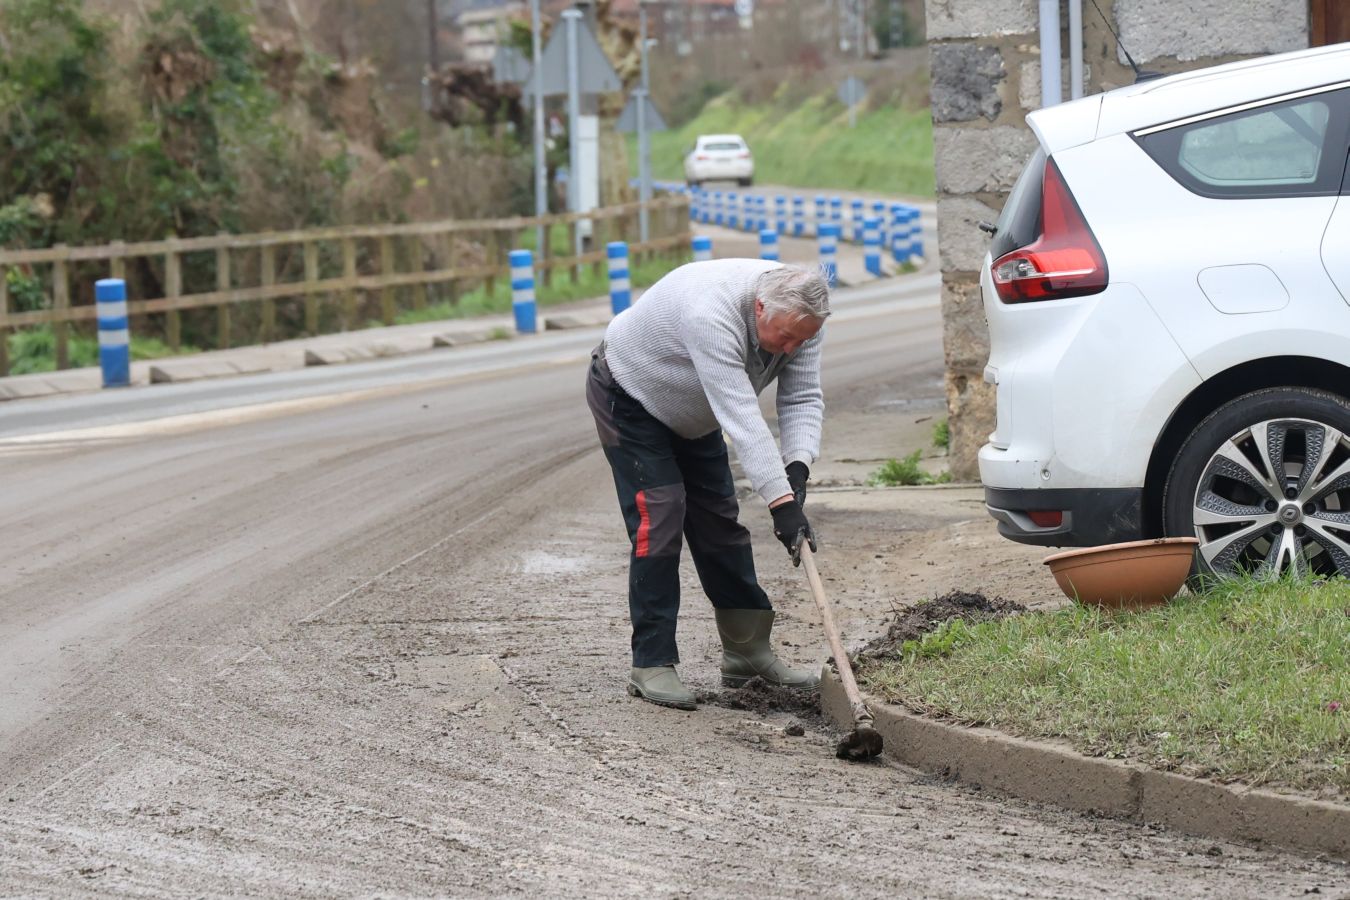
[800,544,872,723]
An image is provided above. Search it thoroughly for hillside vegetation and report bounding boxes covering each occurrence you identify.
[640,65,934,197]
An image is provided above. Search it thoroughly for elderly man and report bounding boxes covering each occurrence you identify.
[585,258,830,710]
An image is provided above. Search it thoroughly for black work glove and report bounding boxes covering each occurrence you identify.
[771,500,817,567]
[786,461,809,508]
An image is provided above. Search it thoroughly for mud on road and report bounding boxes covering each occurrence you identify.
[1,306,1346,897]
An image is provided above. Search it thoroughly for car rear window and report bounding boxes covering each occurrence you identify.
[702,142,744,151]
[1135,87,1350,198]
[990,147,1046,260]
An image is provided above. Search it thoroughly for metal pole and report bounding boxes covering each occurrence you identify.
[1038,0,1062,107]
[530,0,546,253]
[1069,0,1083,100]
[638,3,651,244]
[564,9,582,255]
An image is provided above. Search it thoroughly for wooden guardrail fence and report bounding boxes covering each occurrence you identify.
[0,195,692,376]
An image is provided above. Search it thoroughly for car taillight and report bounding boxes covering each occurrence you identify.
[991,158,1107,304]
[737,152,750,158]
[696,154,709,160]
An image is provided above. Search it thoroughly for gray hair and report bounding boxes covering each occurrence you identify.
[756,264,832,322]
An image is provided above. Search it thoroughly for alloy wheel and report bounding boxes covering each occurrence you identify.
[1191,417,1350,577]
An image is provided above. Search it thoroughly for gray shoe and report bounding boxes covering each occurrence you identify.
[627,666,698,710]
[715,608,820,689]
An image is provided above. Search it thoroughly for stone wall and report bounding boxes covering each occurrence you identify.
[925,0,1309,480]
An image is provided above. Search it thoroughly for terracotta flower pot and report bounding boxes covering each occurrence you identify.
[1042,538,1199,611]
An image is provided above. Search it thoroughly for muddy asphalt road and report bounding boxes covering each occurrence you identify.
[1,278,1346,897]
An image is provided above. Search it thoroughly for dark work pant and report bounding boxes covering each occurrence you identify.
[586,351,771,667]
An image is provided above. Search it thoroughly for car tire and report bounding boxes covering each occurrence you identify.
[737,177,753,187]
[1162,387,1350,580]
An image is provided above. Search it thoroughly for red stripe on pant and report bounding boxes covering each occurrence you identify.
[635,489,650,557]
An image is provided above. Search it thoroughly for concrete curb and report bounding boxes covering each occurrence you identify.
[820,669,1349,861]
[148,358,272,384]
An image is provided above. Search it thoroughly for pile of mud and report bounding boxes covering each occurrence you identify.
[859,590,1026,660]
[698,677,822,719]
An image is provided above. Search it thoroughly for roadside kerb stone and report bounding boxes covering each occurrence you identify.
[432,329,498,348]
[821,669,1350,861]
[148,358,272,384]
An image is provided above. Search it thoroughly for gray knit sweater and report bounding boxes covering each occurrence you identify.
[602,258,824,505]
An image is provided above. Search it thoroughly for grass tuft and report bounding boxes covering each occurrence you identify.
[868,450,953,486]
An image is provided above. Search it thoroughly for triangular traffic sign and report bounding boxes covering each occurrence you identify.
[521,15,622,99]
[616,90,667,133]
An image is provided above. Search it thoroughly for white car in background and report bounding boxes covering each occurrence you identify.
[684,134,754,187]
[979,42,1350,579]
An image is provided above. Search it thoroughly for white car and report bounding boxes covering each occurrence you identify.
[684,134,754,187]
[979,42,1350,579]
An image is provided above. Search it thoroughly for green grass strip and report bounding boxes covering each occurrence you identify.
[859,576,1349,796]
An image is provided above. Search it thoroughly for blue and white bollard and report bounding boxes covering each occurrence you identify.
[873,200,888,250]
[818,223,839,288]
[759,228,779,262]
[95,278,130,388]
[792,196,805,237]
[863,217,883,277]
[607,241,631,315]
[890,204,911,265]
[728,192,739,230]
[692,234,713,262]
[908,206,925,259]
[775,196,787,234]
[689,189,700,221]
[757,196,769,232]
[830,196,843,226]
[814,196,827,236]
[851,199,864,242]
[701,189,712,224]
[510,249,537,333]
[714,192,724,226]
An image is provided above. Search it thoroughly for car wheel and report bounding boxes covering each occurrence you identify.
[1163,387,1350,579]
[737,177,752,187]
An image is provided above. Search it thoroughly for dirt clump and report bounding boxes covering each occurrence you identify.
[860,590,1027,660]
[698,677,822,719]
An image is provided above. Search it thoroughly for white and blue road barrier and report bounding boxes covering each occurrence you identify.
[792,196,805,237]
[510,249,537,334]
[692,234,713,262]
[95,278,130,388]
[607,242,631,315]
[863,217,882,277]
[818,222,839,288]
[760,228,779,262]
[851,199,864,242]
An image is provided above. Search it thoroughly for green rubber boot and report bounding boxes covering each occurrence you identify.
[627,666,698,710]
[715,608,820,689]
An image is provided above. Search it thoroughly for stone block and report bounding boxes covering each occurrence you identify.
[933,126,1040,194]
[946,371,995,480]
[940,277,990,371]
[1019,60,1092,110]
[936,197,1000,273]
[930,44,1006,122]
[927,0,1037,40]
[148,358,270,383]
[1115,0,1307,64]
[1139,768,1349,861]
